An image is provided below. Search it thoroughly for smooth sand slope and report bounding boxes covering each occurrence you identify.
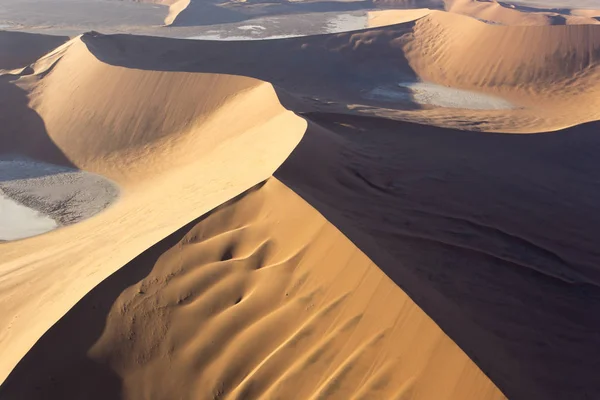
[0,178,505,400]
[0,34,305,384]
[275,113,600,400]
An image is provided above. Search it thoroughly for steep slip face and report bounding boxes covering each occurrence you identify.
[0,36,306,383]
[275,113,600,400]
[0,178,506,400]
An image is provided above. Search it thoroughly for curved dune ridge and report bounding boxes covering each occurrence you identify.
[0,33,305,384]
[2,8,600,400]
[0,178,506,400]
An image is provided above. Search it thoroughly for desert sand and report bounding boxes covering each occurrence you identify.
[1,2,600,399]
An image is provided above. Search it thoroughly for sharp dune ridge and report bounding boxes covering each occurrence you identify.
[275,113,600,400]
[0,178,506,400]
[1,6,600,400]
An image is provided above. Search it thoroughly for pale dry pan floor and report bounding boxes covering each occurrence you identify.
[0,191,57,241]
[0,157,119,228]
[0,178,505,400]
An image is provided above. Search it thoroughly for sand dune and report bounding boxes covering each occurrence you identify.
[400,11,600,129]
[409,11,600,87]
[0,34,305,383]
[0,178,506,399]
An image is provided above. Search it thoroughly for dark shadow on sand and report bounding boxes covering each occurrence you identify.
[79,27,420,110]
[275,113,600,400]
[0,75,74,168]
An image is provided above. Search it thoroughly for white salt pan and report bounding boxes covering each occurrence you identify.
[0,193,57,241]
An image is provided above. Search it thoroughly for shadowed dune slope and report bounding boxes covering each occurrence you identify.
[275,113,600,400]
[0,31,69,71]
[0,35,305,383]
[0,178,506,400]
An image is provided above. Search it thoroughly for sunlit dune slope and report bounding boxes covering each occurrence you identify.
[0,35,305,383]
[409,11,600,90]
[0,178,505,400]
